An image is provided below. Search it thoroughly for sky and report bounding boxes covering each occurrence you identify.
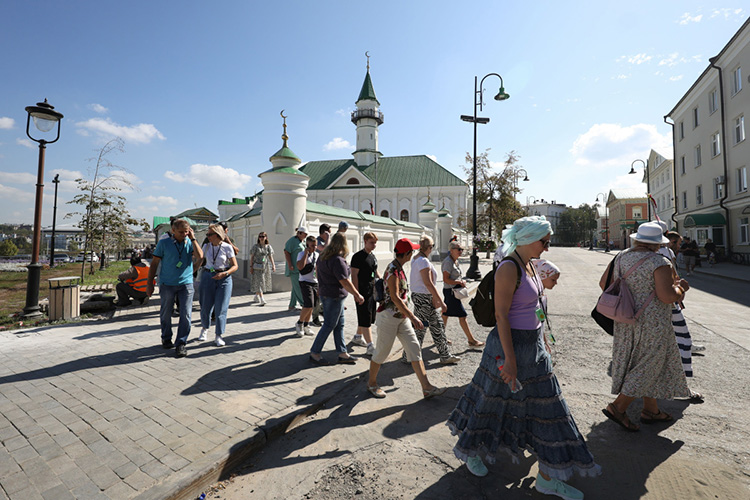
[0,1,746,228]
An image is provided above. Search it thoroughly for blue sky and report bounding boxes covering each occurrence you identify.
[0,1,746,227]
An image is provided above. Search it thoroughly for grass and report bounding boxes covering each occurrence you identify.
[0,260,131,329]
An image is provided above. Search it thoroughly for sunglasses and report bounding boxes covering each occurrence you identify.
[455,248,464,252]
[207,233,218,238]
[539,239,551,248]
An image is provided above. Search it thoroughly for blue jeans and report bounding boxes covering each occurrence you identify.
[310,296,347,355]
[159,283,194,346]
[199,270,233,337]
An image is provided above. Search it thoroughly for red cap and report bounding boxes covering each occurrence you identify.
[394,238,419,254]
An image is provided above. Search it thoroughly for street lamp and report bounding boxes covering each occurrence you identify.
[596,192,610,252]
[526,195,537,215]
[628,159,650,221]
[49,174,60,267]
[23,99,63,318]
[461,73,509,280]
[512,168,529,203]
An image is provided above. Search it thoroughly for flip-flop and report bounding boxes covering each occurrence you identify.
[602,403,639,431]
[468,341,485,347]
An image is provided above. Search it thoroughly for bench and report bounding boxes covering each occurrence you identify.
[80,283,115,293]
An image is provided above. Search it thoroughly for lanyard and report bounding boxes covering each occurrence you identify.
[174,239,187,266]
[514,251,552,334]
[210,244,220,267]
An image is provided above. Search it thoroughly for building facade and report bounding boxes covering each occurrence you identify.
[526,199,567,244]
[606,189,647,249]
[666,18,750,258]
[646,149,676,227]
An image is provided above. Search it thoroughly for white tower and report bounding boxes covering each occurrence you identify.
[259,112,309,275]
[352,53,384,167]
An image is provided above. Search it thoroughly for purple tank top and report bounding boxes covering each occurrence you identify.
[496,259,542,330]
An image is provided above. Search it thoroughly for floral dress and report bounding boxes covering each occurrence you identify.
[376,260,410,318]
[250,244,274,293]
[610,249,690,399]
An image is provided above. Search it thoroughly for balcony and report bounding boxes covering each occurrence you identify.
[351,108,384,125]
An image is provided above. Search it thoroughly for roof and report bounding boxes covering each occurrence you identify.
[357,71,379,104]
[270,146,301,162]
[174,207,218,219]
[609,189,647,201]
[219,196,257,206]
[684,213,727,227]
[300,155,467,190]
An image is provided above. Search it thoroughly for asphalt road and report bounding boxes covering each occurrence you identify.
[207,247,750,500]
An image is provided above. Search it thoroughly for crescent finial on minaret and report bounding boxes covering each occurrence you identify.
[280,110,289,147]
[365,51,370,72]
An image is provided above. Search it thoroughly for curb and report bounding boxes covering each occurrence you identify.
[135,373,365,500]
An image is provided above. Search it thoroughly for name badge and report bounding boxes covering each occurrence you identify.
[535,307,546,322]
[176,261,183,268]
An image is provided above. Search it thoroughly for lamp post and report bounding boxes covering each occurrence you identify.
[512,168,529,203]
[596,192,610,252]
[49,174,60,267]
[23,99,63,318]
[628,159,650,221]
[526,195,537,215]
[460,73,509,280]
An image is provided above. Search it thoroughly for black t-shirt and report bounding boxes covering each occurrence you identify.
[350,250,377,295]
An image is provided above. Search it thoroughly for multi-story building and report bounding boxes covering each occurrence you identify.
[644,149,676,227]
[605,189,647,249]
[526,199,567,244]
[666,18,750,259]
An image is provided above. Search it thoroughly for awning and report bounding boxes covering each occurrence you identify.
[684,213,726,227]
[619,219,646,229]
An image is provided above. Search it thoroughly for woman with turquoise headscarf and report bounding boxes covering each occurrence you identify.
[447,216,600,500]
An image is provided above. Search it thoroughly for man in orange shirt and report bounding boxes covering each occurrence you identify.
[115,256,150,307]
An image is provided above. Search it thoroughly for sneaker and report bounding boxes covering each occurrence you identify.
[162,338,174,349]
[259,297,266,306]
[295,323,304,338]
[352,335,368,347]
[197,328,208,342]
[440,355,461,365]
[175,344,187,358]
[252,296,259,303]
[691,344,706,352]
[365,344,376,357]
[304,325,314,336]
[215,335,225,347]
[141,297,149,306]
[312,318,322,327]
[535,474,584,500]
[466,456,488,477]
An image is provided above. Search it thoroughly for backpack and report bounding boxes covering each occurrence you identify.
[374,278,385,303]
[470,256,521,327]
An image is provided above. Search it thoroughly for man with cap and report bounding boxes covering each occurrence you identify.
[284,227,308,311]
[337,220,349,234]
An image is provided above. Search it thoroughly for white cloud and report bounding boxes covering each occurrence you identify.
[627,53,652,65]
[0,117,14,129]
[570,123,671,168]
[164,164,252,189]
[75,118,166,144]
[49,168,84,192]
[658,53,701,67]
[0,183,33,202]
[677,12,703,25]
[711,8,745,20]
[323,137,353,151]
[16,138,35,149]
[142,195,178,207]
[335,109,350,117]
[426,154,438,163]
[88,103,108,114]
[613,74,629,80]
[99,169,142,192]
[1,172,37,184]
[669,75,684,82]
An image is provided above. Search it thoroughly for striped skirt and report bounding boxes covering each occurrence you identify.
[672,303,692,377]
[446,326,601,481]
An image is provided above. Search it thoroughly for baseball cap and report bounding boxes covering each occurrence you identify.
[297,226,308,234]
[394,238,419,254]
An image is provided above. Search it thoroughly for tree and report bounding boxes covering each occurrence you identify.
[0,239,18,256]
[462,149,526,239]
[556,204,598,246]
[65,138,148,280]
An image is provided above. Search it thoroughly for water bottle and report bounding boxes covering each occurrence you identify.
[197,494,206,500]
[495,356,523,392]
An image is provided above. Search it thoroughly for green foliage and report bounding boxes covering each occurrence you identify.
[0,239,18,256]
[476,238,497,252]
[556,204,598,245]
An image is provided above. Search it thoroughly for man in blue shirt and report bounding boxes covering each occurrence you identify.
[147,219,204,357]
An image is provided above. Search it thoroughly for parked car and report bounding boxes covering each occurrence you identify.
[53,255,71,263]
[74,253,99,263]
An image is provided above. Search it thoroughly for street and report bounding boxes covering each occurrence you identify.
[209,247,750,500]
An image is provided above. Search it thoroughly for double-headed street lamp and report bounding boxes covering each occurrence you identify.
[461,73,510,280]
[49,174,60,267]
[23,99,63,318]
[596,192,610,252]
[629,159,650,221]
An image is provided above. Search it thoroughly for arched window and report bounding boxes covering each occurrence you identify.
[380,210,389,218]
[346,178,360,185]
[400,209,409,221]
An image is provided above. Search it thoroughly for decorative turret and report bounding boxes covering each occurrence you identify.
[352,52,383,167]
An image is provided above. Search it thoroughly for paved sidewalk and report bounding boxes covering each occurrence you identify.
[0,259,493,500]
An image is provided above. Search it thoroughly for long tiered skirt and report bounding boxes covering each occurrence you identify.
[446,326,601,481]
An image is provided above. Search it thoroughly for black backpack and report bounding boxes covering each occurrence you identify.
[470,256,522,327]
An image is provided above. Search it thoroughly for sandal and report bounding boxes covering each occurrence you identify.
[468,340,485,347]
[423,386,447,399]
[641,409,673,424]
[602,403,639,432]
[367,385,386,398]
[688,391,704,404]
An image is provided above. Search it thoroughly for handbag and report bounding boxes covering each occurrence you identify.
[595,253,656,325]
[591,262,615,335]
[452,285,470,300]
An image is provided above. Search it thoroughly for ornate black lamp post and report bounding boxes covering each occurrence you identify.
[460,73,509,280]
[596,192,610,252]
[23,99,63,318]
[629,159,650,221]
[49,174,60,267]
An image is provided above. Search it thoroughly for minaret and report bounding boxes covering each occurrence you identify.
[259,111,309,275]
[351,52,384,167]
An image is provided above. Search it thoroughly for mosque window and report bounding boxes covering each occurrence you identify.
[400,209,409,221]
[346,178,360,185]
[380,210,389,217]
